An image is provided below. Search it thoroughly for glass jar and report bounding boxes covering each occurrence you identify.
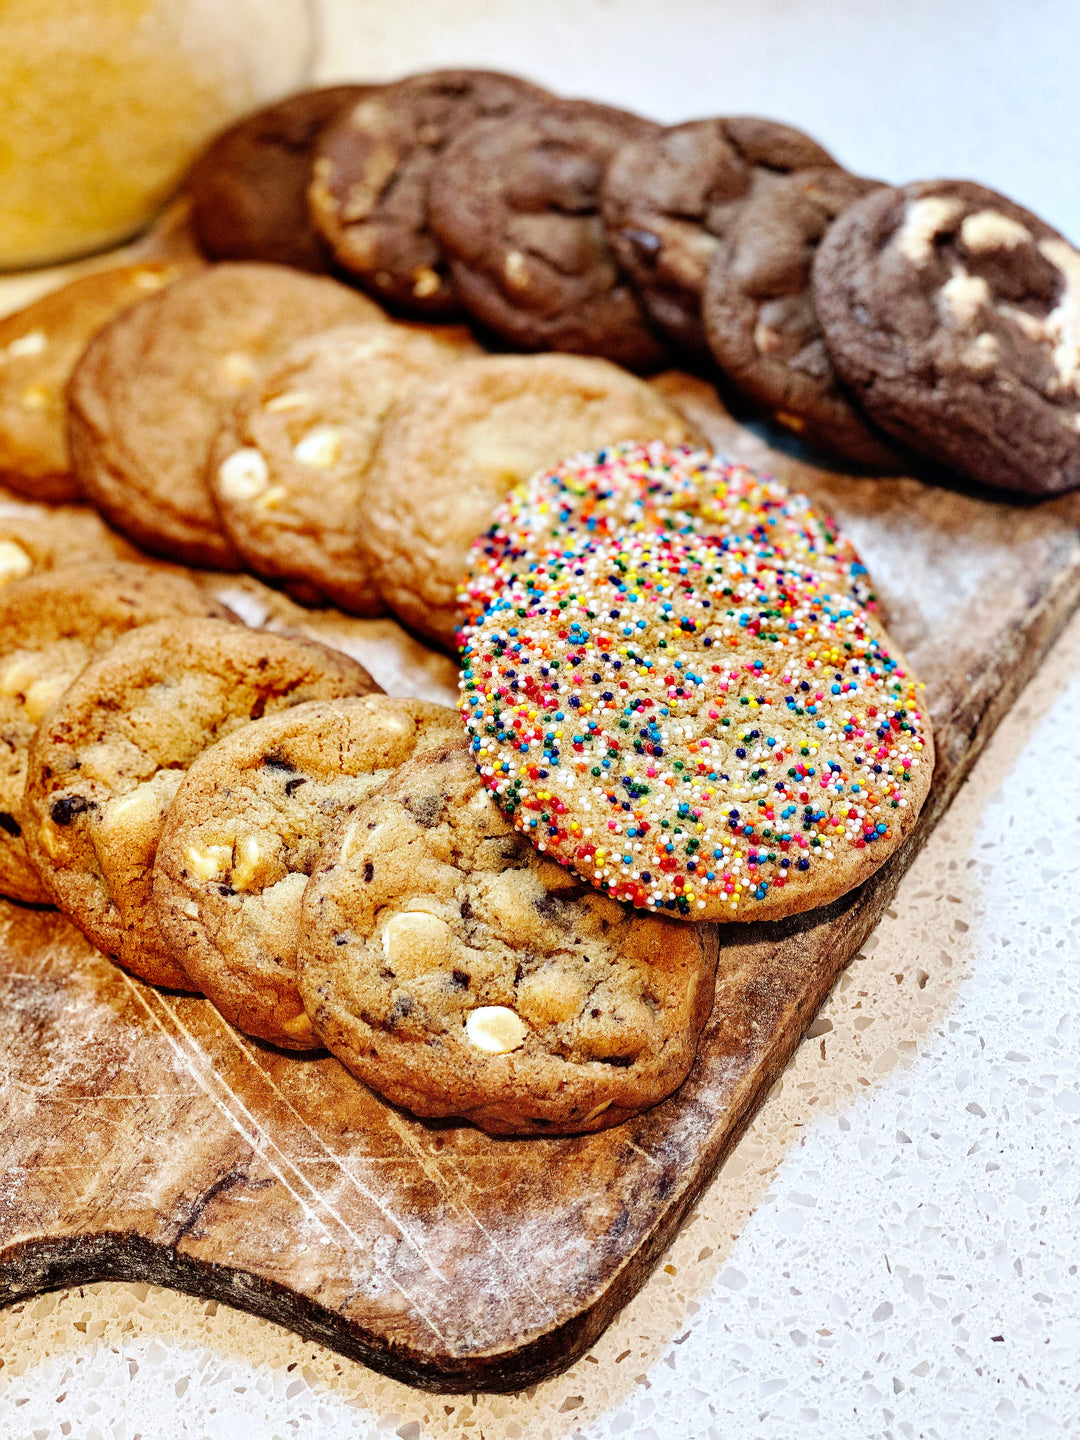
[0,0,314,270]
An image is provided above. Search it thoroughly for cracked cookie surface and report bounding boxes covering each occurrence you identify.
[0,563,233,904]
[154,694,461,1048]
[23,617,376,988]
[297,742,720,1134]
[357,352,697,649]
[813,179,1080,495]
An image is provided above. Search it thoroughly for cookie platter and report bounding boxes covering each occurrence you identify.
[0,371,1076,1389]
[2,75,1080,1393]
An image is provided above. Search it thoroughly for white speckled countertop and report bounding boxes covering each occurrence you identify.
[2,3,1079,1436]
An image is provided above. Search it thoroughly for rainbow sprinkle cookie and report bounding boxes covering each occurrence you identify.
[459,441,934,922]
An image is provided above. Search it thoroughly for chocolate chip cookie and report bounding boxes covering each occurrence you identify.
[209,323,472,614]
[428,98,667,369]
[153,694,461,1048]
[357,352,698,648]
[600,117,838,358]
[0,263,190,503]
[23,617,377,988]
[309,70,548,317]
[297,741,719,1134]
[701,168,902,467]
[0,563,234,905]
[813,179,1080,495]
[187,85,372,272]
[67,262,388,568]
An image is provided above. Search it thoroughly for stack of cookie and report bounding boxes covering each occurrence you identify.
[183,70,1080,495]
[0,553,723,1135]
[0,437,933,1136]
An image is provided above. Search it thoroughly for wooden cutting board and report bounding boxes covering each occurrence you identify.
[2,372,1079,1393]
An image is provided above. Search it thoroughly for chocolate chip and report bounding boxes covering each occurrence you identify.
[405,792,441,828]
[50,794,90,826]
[363,861,374,883]
[388,993,415,1023]
[0,811,21,837]
[450,969,470,990]
[284,775,307,796]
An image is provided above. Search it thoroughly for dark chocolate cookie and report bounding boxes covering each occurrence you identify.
[187,85,372,272]
[308,70,548,317]
[428,99,668,370]
[600,117,838,358]
[813,180,1080,496]
[702,168,902,468]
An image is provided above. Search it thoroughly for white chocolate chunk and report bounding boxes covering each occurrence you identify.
[22,673,72,724]
[103,777,175,831]
[465,1005,528,1054]
[19,385,48,409]
[131,268,171,290]
[220,351,258,388]
[0,653,46,698]
[264,390,312,413]
[0,540,32,584]
[503,250,530,290]
[185,840,233,881]
[412,267,441,298]
[382,911,453,968]
[961,332,1001,370]
[229,833,263,891]
[293,425,343,469]
[4,330,47,359]
[960,209,1032,252]
[254,484,288,511]
[217,447,269,501]
[280,1010,316,1042]
[753,321,783,355]
[1039,238,1080,392]
[940,269,990,328]
[895,196,962,264]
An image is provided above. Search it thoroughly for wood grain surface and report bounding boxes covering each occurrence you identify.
[2,371,1079,1392]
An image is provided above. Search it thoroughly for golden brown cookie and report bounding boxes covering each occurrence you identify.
[153,694,461,1048]
[0,489,140,589]
[67,263,389,569]
[0,563,235,904]
[0,263,190,503]
[23,617,378,988]
[297,742,720,1135]
[209,323,474,614]
[309,70,548,317]
[357,353,698,649]
[459,441,934,922]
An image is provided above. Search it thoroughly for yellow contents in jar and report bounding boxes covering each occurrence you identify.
[0,0,310,270]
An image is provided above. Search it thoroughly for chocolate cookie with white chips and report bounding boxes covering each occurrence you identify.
[813,179,1080,495]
